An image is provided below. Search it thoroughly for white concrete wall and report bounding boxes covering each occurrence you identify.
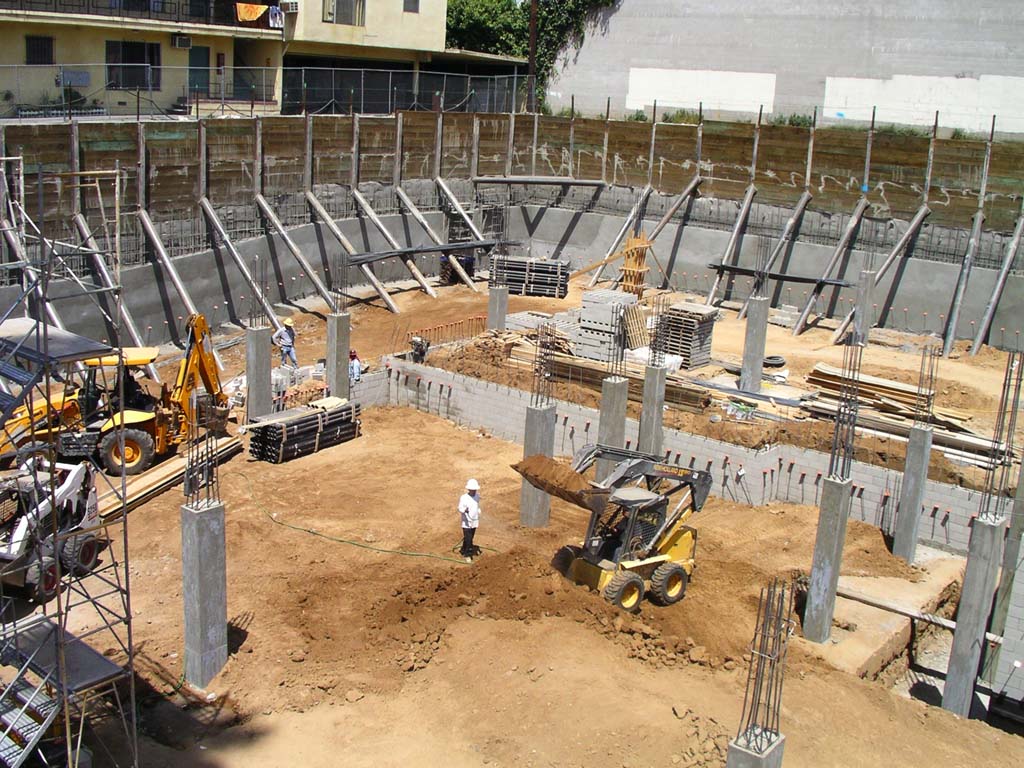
[550,0,1024,132]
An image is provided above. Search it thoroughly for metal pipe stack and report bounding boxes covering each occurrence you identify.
[249,402,362,464]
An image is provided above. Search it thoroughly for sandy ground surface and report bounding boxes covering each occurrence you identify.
[95,406,1024,767]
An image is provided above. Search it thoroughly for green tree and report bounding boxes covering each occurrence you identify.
[447,0,616,103]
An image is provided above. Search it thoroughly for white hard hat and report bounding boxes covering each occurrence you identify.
[466,478,480,491]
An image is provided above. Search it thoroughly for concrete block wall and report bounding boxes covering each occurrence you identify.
[995,532,1024,704]
[382,357,980,555]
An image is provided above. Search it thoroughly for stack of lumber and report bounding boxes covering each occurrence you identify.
[621,304,649,350]
[573,290,637,362]
[660,302,717,370]
[509,342,710,413]
[98,434,243,519]
[804,363,1007,466]
[490,254,569,298]
[249,400,361,464]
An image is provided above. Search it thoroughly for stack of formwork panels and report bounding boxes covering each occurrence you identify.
[249,401,361,464]
[573,289,638,361]
[490,254,569,298]
[660,301,718,370]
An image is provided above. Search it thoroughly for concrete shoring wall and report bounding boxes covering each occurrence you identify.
[382,357,977,556]
[2,111,1021,348]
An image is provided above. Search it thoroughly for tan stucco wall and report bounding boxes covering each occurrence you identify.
[292,0,446,54]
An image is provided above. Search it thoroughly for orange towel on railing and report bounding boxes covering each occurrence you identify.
[236,3,269,22]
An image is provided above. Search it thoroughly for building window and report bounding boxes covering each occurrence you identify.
[106,41,162,90]
[323,0,366,26]
[404,0,419,12]
[25,36,54,66]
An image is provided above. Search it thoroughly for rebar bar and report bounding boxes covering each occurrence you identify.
[914,344,940,426]
[531,323,555,407]
[650,294,668,369]
[977,351,1022,524]
[828,331,864,480]
[735,578,795,754]
[184,391,221,508]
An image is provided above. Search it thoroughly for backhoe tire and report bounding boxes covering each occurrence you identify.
[99,429,154,476]
[603,571,645,612]
[650,563,688,606]
[61,534,100,577]
[25,555,59,605]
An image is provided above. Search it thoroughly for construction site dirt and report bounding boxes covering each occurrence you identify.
[117,277,1024,766]
[106,406,1021,767]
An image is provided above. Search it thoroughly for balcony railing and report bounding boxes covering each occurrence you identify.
[0,0,278,29]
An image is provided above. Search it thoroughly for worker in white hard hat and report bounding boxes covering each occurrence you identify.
[272,317,298,368]
[458,478,481,563]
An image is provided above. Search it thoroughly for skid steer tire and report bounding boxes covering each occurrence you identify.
[62,534,100,577]
[25,555,59,605]
[603,571,645,612]
[650,563,688,605]
[99,428,154,476]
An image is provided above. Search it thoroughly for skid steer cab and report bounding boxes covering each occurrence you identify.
[0,457,105,605]
[60,314,229,477]
[517,444,712,612]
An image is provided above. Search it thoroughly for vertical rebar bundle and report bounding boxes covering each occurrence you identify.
[828,332,865,480]
[649,293,668,369]
[184,391,222,508]
[606,305,626,378]
[735,578,795,754]
[531,322,555,406]
[977,351,1022,524]
[914,343,940,426]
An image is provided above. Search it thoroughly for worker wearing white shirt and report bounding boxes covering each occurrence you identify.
[458,479,481,562]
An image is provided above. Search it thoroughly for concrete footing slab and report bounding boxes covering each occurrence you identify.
[803,476,853,643]
[181,501,228,689]
[637,365,666,455]
[726,732,785,768]
[245,326,272,422]
[796,550,964,680]
[487,286,509,331]
[943,515,1006,717]
[893,426,934,563]
[327,312,351,400]
[740,296,769,393]
[597,376,628,480]
[520,404,556,527]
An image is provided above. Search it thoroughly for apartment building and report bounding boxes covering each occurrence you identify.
[0,1,521,117]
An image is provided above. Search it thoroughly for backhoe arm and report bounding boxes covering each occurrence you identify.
[170,314,227,429]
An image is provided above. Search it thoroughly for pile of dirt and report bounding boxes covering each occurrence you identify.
[841,520,921,581]
[511,454,595,508]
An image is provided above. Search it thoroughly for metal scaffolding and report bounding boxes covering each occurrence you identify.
[0,155,138,767]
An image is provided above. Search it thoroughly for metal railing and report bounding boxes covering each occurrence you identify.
[0,0,275,28]
[0,64,526,118]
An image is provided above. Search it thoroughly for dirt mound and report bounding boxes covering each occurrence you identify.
[843,520,921,581]
[512,455,598,509]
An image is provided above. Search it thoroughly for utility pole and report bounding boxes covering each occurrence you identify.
[528,0,538,112]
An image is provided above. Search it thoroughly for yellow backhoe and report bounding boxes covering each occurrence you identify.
[0,314,228,476]
[514,444,713,611]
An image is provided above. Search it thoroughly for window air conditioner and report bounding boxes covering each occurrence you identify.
[281,0,300,13]
[171,34,192,50]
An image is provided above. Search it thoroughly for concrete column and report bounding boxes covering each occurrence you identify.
[892,426,934,563]
[327,312,351,400]
[854,270,876,341]
[803,477,853,644]
[487,286,508,331]
[181,501,228,689]
[597,376,628,480]
[637,366,667,456]
[988,459,1024,674]
[942,515,1006,717]
[245,326,272,421]
[520,404,556,527]
[740,296,770,393]
[726,733,785,768]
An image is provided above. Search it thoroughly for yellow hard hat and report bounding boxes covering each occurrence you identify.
[283,318,294,327]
